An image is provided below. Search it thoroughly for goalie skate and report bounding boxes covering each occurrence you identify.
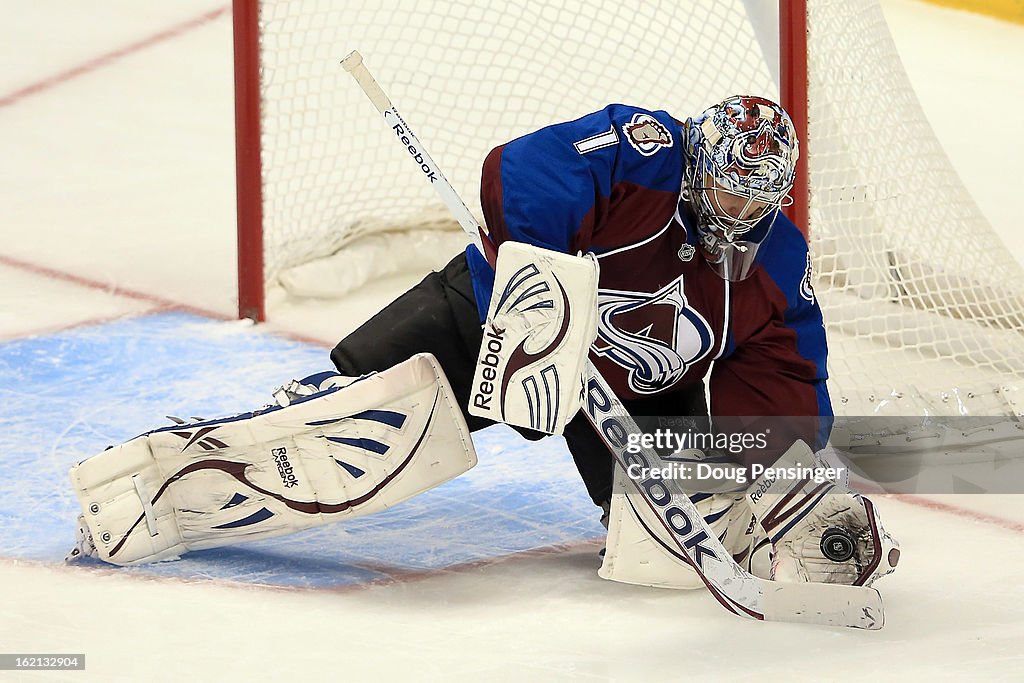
[64,514,99,563]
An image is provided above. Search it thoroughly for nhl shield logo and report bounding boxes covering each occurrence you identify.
[623,113,673,156]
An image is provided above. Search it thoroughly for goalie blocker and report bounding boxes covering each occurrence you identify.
[69,354,476,565]
[469,241,599,435]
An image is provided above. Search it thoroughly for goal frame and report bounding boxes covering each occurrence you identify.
[232,0,265,322]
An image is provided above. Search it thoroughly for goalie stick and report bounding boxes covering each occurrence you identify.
[341,50,884,630]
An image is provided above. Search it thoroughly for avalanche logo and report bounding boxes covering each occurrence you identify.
[622,113,673,156]
[800,253,815,302]
[593,276,714,394]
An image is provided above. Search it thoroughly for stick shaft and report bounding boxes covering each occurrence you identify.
[342,51,495,263]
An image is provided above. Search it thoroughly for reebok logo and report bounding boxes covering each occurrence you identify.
[583,377,718,571]
[171,425,228,452]
[472,326,505,413]
[389,115,438,183]
[748,475,776,504]
[273,447,299,488]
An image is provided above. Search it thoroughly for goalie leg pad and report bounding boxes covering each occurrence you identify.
[69,353,477,565]
[599,465,767,589]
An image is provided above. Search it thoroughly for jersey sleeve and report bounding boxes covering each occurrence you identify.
[709,218,833,463]
[479,104,682,255]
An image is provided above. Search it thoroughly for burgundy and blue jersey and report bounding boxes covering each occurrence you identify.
[466,104,832,451]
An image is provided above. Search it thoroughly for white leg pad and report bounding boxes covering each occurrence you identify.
[599,465,768,589]
[69,353,477,565]
[599,465,706,589]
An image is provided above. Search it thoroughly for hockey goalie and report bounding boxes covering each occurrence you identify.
[68,96,898,603]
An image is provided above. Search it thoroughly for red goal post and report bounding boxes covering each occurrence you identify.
[232,0,265,323]
[779,0,809,235]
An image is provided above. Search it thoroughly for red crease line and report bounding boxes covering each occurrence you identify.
[0,253,230,322]
[0,6,230,108]
[885,493,1024,534]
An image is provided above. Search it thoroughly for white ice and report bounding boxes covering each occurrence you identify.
[1,1,1024,680]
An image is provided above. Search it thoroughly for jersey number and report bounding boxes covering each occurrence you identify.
[573,125,618,155]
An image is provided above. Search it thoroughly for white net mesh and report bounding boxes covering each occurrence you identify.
[255,0,775,278]
[250,0,1024,417]
[805,1,1024,415]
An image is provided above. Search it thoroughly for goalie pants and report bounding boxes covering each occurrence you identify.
[330,252,709,506]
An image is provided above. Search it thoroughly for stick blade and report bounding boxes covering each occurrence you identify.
[761,583,884,630]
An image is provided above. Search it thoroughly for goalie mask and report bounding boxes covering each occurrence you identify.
[683,96,799,281]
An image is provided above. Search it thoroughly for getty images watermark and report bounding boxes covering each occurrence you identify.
[623,427,846,486]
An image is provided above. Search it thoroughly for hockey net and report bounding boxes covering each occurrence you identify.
[235,0,1024,418]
